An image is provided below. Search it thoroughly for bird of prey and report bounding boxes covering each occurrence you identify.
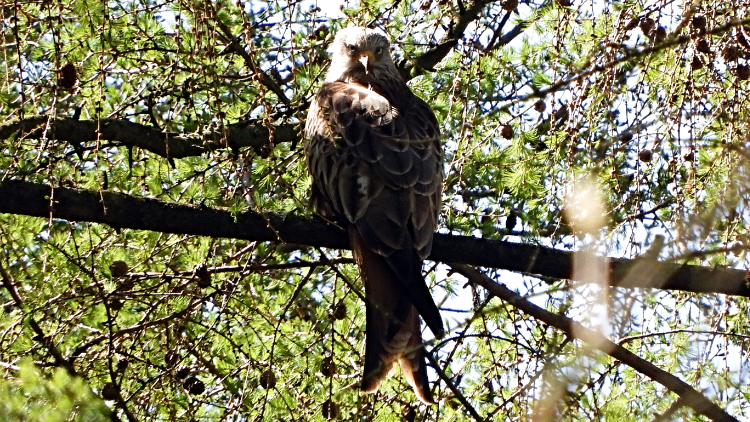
[304,26,444,403]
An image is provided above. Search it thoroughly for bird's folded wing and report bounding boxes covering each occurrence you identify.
[305,81,442,259]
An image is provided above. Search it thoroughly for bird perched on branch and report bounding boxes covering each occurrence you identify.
[304,26,444,404]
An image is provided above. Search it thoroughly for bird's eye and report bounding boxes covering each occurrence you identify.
[375,47,383,55]
[347,45,356,54]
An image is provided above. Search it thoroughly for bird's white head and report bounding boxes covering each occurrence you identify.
[325,26,397,83]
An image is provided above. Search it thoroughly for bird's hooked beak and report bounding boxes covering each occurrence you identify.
[359,51,373,74]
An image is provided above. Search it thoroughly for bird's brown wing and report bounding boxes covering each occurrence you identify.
[305,80,443,403]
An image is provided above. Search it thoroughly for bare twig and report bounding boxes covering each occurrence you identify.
[426,353,485,422]
[399,0,507,81]
[124,258,354,279]
[213,18,290,104]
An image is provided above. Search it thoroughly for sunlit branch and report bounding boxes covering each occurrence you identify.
[0,116,297,159]
[1,179,749,298]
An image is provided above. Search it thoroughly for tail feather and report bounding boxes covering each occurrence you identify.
[399,308,434,404]
[382,248,444,338]
[350,227,438,404]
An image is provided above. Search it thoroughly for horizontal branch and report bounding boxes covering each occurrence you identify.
[452,264,738,422]
[0,180,748,298]
[0,116,297,159]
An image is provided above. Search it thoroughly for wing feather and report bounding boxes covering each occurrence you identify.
[306,75,443,285]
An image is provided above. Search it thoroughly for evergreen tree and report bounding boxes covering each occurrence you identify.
[1,0,749,420]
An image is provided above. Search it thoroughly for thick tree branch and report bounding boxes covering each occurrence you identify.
[0,179,748,298]
[0,116,297,159]
[450,264,738,422]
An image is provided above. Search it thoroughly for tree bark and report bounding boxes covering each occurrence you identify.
[0,179,747,298]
